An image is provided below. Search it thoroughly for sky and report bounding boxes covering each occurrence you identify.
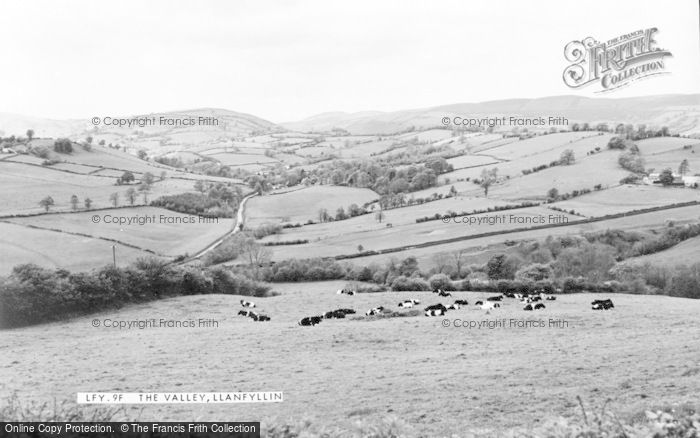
[0,0,698,123]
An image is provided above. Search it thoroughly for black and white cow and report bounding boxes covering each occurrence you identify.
[298,316,323,326]
[486,295,504,302]
[240,299,255,308]
[591,299,614,310]
[438,290,452,297]
[523,304,533,311]
[480,302,500,310]
[237,310,250,317]
[475,300,484,306]
[446,304,460,310]
[365,306,385,316]
[424,303,447,314]
[546,296,557,301]
[336,288,356,296]
[253,314,271,321]
[534,303,546,310]
[454,299,469,306]
[398,300,417,308]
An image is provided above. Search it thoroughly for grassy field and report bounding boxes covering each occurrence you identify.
[1,283,698,436]
[621,235,700,267]
[265,206,581,259]
[245,185,379,226]
[7,207,234,258]
[0,221,155,275]
[308,203,700,265]
[551,185,700,217]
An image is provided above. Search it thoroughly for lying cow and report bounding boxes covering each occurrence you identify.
[454,299,469,306]
[475,300,484,306]
[398,300,414,308]
[336,288,356,296]
[252,314,271,322]
[486,295,503,302]
[480,302,500,310]
[446,304,460,310]
[592,299,614,310]
[534,303,546,310]
[240,299,255,308]
[425,303,447,312]
[366,306,385,316]
[425,308,446,316]
[546,296,557,301]
[298,316,323,326]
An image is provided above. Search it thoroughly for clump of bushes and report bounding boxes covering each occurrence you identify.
[151,192,234,217]
[390,276,430,291]
[428,273,455,291]
[252,223,283,239]
[0,259,272,328]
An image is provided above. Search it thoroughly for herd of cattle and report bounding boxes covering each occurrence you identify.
[237,290,616,326]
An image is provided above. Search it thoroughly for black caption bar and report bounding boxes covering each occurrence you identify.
[1,422,260,438]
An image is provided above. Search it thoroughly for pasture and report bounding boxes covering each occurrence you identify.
[551,185,700,217]
[326,203,700,266]
[264,206,581,260]
[1,283,698,436]
[0,221,154,275]
[7,207,234,259]
[245,185,379,226]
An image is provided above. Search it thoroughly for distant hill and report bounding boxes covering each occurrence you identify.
[282,94,700,136]
[0,108,281,151]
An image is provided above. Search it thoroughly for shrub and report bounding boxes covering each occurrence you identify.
[390,275,430,291]
[428,273,455,291]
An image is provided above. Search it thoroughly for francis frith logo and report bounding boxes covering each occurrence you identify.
[563,27,672,92]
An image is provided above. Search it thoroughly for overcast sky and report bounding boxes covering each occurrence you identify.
[0,0,698,122]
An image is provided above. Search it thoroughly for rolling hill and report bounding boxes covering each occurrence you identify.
[282,94,700,136]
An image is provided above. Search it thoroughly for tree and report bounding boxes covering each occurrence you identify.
[137,149,148,160]
[318,208,329,223]
[238,234,272,275]
[140,172,155,189]
[159,171,167,181]
[335,207,347,221]
[559,149,575,165]
[679,159,690,176]
[120,171,135,184]
[53,138,73,153]
[451,249,466,279]
[449,185,458,197]
[26,129,34,141]
[375,210,384,223]
[432,253,452,274]
[658,168,675,186]
[480,168,498,197]
[607,136,627,150]
[39,196,54,212]
[125,188,137,205]
[547,187,559,201]
[109,192,119,207]
[194,180,206,193]
[84,198,93,209]
[357,244,364,253]
[85,136,93,145]
[70,194,79,210]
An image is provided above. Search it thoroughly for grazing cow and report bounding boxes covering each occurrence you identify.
[546,296,556,301]
[240,299,255,308]
[398,300,414,308]
[365,306,385,316]
[446,304,460,310]
[438,290,452,297]
[523,304,533,311]
[425,308,446,316]
[475,300,484,306]
[486,295,503,302]
[253,314,271,321]
[237,310,250,316]
[424,303,447,312]
[454,299,469,305]
[337,288,356,296]
[298,316,323,326]
[591,299,614,310]
[534,303,546,310]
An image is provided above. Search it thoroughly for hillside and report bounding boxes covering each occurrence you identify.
[283,94,700,136]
